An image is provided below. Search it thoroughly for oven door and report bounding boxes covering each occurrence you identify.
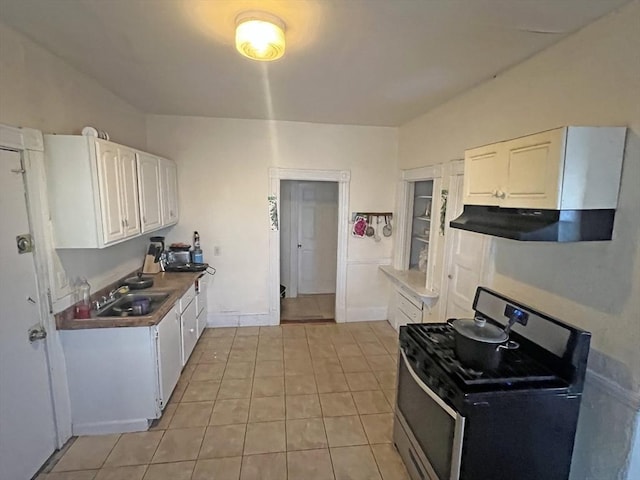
[396,348,465,480]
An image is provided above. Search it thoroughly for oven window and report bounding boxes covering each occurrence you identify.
[398,356,455,480]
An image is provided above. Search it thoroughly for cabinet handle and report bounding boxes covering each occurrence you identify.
[121,219,125,227]
[497,190,506,199]
[124,218,128,227]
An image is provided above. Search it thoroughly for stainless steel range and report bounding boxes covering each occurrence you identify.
[394,287,590,480]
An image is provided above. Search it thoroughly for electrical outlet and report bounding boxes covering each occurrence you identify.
[213,246,221,256]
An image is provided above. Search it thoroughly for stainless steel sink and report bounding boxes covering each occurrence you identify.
[95,292,171,317]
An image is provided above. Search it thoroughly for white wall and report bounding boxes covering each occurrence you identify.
[0,23,153,303]
[146,116,397,324]
[398,2,640,478]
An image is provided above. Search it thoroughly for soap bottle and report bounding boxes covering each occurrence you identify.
[193,231,200,249]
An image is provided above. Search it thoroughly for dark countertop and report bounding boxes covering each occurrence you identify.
[56,271,203,330]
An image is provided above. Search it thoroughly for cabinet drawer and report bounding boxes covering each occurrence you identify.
[179,284,196,313]
[397,291,422,323]
[395,307,414,329]
[181,299,198,366]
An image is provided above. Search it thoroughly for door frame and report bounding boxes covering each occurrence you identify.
[268,168,350,324]
[0,124,72,448]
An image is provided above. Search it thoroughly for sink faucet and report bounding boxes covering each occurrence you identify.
[92,285,130,311]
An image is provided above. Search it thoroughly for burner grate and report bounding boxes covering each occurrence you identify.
[407,323,563,390]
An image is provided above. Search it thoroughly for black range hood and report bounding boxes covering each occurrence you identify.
[449,205,616,242]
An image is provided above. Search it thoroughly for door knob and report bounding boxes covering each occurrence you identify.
[28,324,47,343]
[297,244,302,248]
[447,274,453,279]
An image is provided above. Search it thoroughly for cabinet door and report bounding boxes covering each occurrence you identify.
[196,276,208,338]
[463,143,506,206]
[95,140,125,244]
[181,298,198,366]
[118,147,141,238]
[137,153,163,232]
[160,159,179,226]
[501,128,566,209]
[156,307,182,409]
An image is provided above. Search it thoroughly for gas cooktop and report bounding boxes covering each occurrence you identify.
[404,323,568,393]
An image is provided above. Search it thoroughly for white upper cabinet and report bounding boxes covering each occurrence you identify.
[118,146,141,238]
[137,152,163,233]
[463,126,626,210]
[95,140,126,243]
[463,143,506,206]
[44,135,179,248]
[159,158,179,226]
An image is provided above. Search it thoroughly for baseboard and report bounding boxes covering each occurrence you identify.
[72,418,150,436]
[207,311,274,327]
[345,306,388,323]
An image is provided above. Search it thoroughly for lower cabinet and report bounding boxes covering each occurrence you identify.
[156,306,182,409]
[391,287,424,330]
[60,307,182,435]
[181,296,198,366]
[196,274,209,338]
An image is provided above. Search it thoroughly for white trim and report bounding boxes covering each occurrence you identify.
[585,368,640,412]
[347,257,392,266]
[268,168,350,324]
[345,306,389,322]
[402,164,443,181]
[72,418,150,436]
[0,123,72,449]
[207,312,273,327]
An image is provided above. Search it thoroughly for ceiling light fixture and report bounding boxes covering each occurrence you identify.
[235,11,286,61]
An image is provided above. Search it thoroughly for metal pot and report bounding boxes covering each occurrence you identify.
[448,317,519,371]
[113,297,150,316]
[124,273,154,290]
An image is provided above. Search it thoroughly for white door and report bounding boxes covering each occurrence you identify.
[297,182,338,294]
[443,170,490,320]
[160,159,179,225]
[463,143,505,206]
[156,307,181,409]
[118,147,141,238]
[95,140,125,244]
[138,153,163,232]
[502,128,565,210]
[0,149,57,479]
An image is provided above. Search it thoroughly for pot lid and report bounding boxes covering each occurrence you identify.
[451,316,508,343]
[124,274,154,288]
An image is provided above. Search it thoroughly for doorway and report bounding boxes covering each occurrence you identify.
[280,180,338,322]
[268,168,350,324]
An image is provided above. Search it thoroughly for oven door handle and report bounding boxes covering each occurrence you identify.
[400,348,458,419]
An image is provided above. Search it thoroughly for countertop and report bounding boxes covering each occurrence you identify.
[56,271,203,330]
[379,265,439,303]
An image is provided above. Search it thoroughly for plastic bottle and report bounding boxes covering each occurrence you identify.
[79,277,91,306]
[75,277,92,319]
[193,231,200,249]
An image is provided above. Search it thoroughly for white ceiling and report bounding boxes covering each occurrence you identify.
[0,0,630,126]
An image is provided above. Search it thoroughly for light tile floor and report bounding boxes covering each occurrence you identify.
[281,294,335,321]
[39,321,408,480]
